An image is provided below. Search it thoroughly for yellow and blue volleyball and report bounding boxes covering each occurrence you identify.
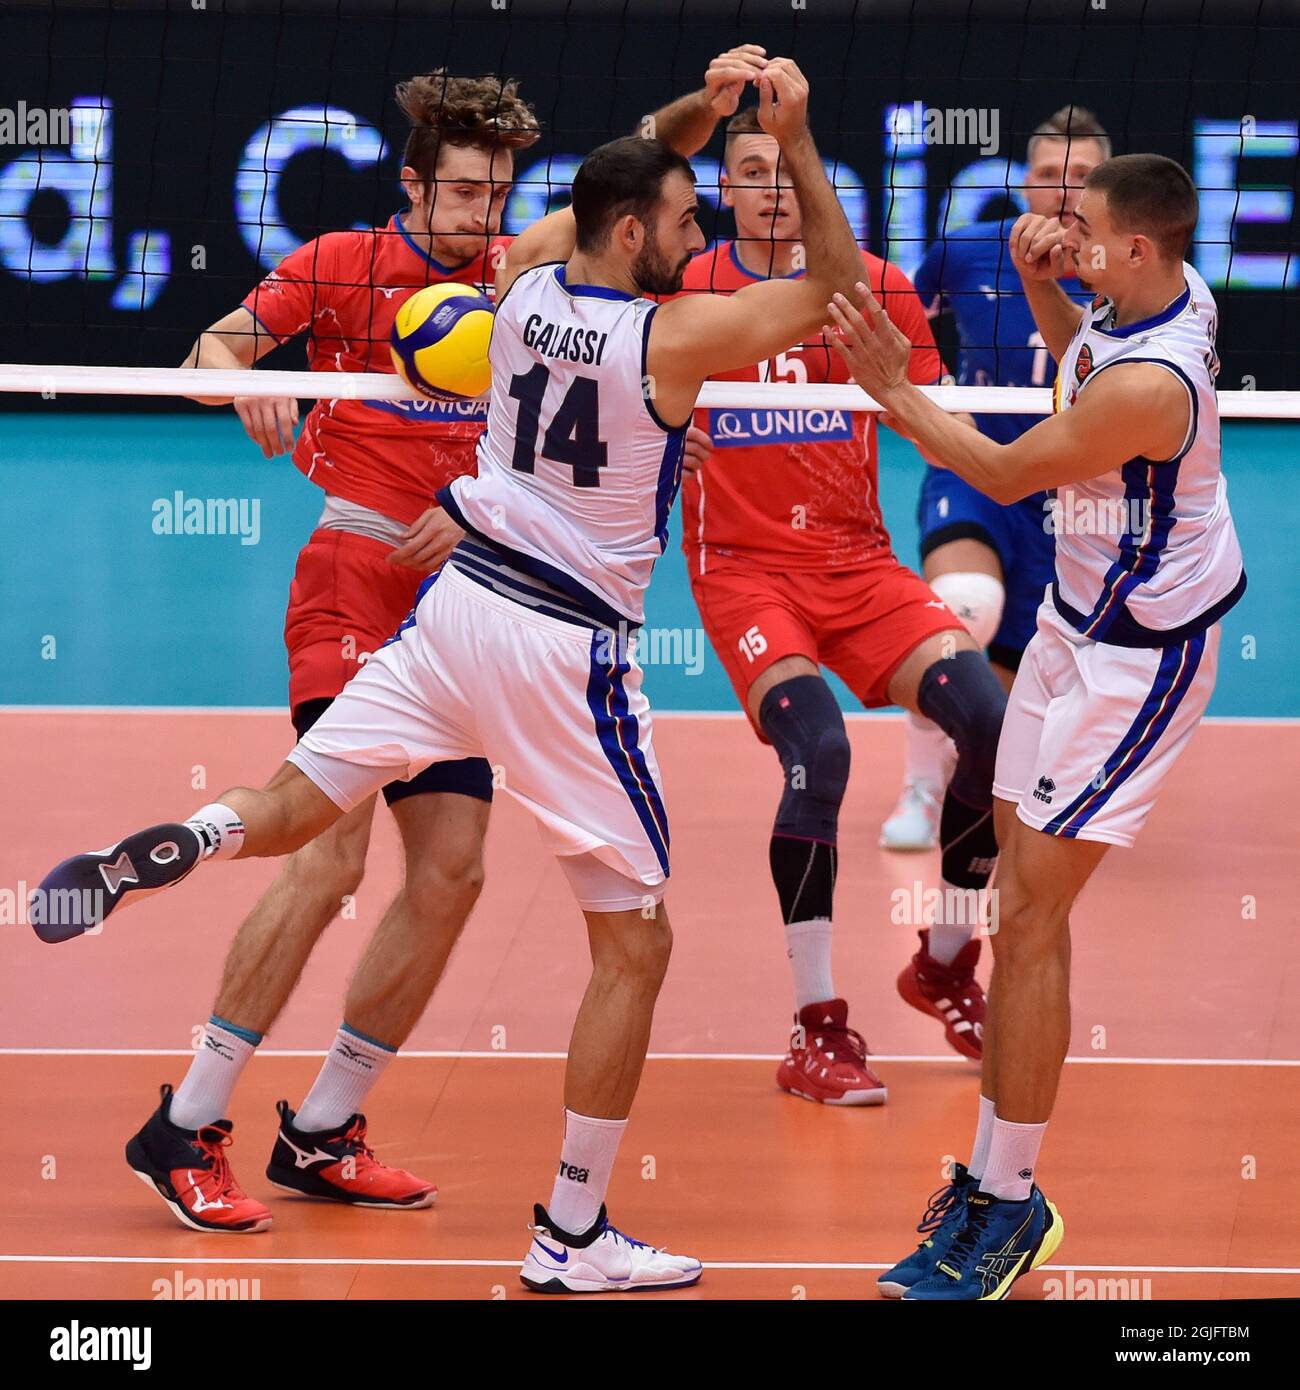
[390,282,494,402]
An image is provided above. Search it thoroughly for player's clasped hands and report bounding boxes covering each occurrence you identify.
[1009,212,1072,281]
[234,395,299,459]
[824,281,912,404]
[703,44,770,116]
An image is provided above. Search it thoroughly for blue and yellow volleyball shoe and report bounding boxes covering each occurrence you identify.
[878,1162,976,1297]
[901,1185,1064,1301]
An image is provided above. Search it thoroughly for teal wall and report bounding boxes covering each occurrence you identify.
[1,415,1290,715]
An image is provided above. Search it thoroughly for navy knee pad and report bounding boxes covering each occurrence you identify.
[758,675,851,842]
[917,649,1006,808]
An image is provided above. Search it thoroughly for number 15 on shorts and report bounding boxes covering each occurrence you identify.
[738,625,768,663]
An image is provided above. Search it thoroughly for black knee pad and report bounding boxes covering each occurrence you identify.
[758,675,851,841]
[917,649,1006,807]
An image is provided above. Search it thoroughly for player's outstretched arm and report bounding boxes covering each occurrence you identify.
[640,44,769,156]
[825,282,1189,503]
[649,59,862,386]
[1009,213,1085,362]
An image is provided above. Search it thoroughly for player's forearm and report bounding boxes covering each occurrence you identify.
[180,328,257,405]
[780,131,860,295]
[642,89,717,157]
[1020,277,1083,362]
[879,381,1022,504]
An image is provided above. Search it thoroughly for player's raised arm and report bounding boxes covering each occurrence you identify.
[1008,213,1085,361]
[640,44,770,156]
[650,59,862,386]
[824,281,1186,504]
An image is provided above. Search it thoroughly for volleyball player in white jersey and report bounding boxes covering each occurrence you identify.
[36,57,866,1293]
[825,153,1245,1299]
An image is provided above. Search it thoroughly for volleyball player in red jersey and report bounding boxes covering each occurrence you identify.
[120,72,541,1232]
[648,92,1008,1101]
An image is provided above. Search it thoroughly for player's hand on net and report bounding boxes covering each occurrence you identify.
[234,395,299,459]
[388,506,466,574]
[681,425,712,474]
[824,281,912,402]
[756,58,810,143]
[704,45,768,117]
[1009,213,1071,282]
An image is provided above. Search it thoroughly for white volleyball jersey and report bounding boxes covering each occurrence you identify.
[436,261,687,626]
[1050,263,1245,646]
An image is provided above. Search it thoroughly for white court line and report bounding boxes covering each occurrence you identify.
[2,1048,1297,1066]
[0,706,1297,727]
[0,1254,1296,1276]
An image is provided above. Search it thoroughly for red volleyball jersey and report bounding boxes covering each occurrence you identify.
[677,241,943,573]
[241,215,511,525]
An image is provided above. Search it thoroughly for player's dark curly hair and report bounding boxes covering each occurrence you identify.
[397,68,540,181]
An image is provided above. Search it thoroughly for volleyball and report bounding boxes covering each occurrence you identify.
[390,283,494,402]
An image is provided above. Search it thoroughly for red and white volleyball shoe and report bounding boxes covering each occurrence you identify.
[897,929,986,1060]
[775,999,888,1105]
[125,1084,272,1233]
[265,1101,436,1208]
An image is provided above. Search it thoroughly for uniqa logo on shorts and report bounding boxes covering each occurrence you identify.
[708,407,854,448]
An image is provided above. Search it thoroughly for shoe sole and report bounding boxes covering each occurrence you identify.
[896,972,983,1062]
[776,1069,887,1106]
[520,1267,704,1294]
[35,825,202,942]
[778,1082,887,1106]
[128,1167,272,1234]
[266,1177,437,1209]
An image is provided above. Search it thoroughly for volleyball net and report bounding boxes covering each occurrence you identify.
[0,0,1295,407]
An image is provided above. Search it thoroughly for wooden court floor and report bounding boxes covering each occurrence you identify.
[2,712,1297,1300]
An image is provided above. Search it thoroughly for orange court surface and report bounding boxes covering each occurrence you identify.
[2,709,1297,1301]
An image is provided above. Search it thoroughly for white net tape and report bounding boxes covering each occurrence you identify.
[0,365,1294,418]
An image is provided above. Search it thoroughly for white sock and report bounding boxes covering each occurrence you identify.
[903,711,954,791]
[169,1017,260,1130]
[927,883,977,966]
[967,1093,996,1179]
[981,1116,1048,1201]
[294,1025,396,1133]
[185,802,246,861]
[784,918,836,1010]
[547,1109,627,1235]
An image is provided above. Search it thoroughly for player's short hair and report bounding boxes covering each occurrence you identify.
[571,136,696,253]
[396,68,540,181]
[723,105,774,171]
[1027,106,1112,163]
[1085,153,1199,261]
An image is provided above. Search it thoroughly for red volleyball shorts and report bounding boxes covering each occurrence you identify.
[283,527,426,713]
[690,552,964,736]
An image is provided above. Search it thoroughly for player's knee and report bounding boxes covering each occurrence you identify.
[989,877,1070,960]
[288,832,368,907]
[592,903,673,986]
[917,649,1006,802]
[404,843,486,919]
[929,571,1005,650]
[759,675,851,840]
[628,912,673,985]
